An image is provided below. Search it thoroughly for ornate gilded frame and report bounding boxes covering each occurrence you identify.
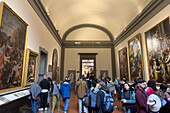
[24,49,38,86]
[127,33,144,82]
[144,16,170,85]
[0,2,28,92]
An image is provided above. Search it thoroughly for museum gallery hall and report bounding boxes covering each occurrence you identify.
[0,0,169,113]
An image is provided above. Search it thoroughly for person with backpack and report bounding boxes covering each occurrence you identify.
[60,77,72,113]
[29,79,42,113]
[121,83,136,113]
[96,82,115,113]
[76,75,88,113]
[51,80,61,113]
[156,83,170,102]
[89,82,98,113]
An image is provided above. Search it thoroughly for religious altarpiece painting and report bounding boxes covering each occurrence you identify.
[145,17,170,84]
[118,47,129,81]
[0,2,28,92]
[128,34,144,82]
[52,49,58,81]
[24,49,38,86]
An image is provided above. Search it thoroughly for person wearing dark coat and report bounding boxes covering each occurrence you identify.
[135,80,148,113]
[96,82,111,113]
[39,75,50,111]
[147,77,157,91]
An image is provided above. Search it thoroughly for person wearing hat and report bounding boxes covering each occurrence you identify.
[147,94,162,113]
[135,80,148,113]
[60,77,72,113]
[75,75,88,113]
[29,79,42,113]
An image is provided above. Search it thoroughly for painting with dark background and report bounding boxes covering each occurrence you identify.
[68,70,76,89]
[100,70,108,78]
[52,49,58,81]
[0,3,27,91]
[26,54,36,85]
[118,47,129,81]
[128,34,143,81]
[145,17,170,84]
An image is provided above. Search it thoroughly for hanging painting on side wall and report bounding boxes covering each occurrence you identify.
[0,2,28,92]
[145,17,170,84]
[100,70,108,78]
[118,47,129,81]
[52,49,58,81]
[128,34,144,82]
[68,70,76,89]
[24,49,38,86]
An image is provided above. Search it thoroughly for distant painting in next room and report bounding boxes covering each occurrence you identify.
[145,17,170,84]
[52,49,58,81]
[128,34,144,82]
[68,70,76,89]
[100,70,108,78]
[118,47,129,81]
[0,2,28,91]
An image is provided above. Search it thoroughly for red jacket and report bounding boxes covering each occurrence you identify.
[135,88,147,113]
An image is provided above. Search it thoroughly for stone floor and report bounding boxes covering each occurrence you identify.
[37,90,123,113]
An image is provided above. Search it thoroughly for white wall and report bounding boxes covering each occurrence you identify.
[64,48,112,80]
[1,0,61,71]
[115,5,170,82]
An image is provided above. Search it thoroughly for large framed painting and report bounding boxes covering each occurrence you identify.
[128,34,144,82]
[52,49,58,81]
[0,2,28,92]
[145,17,170,84]
[24,49,38,86]
[118,47,129,81]
[100,70,108,78]
[68,70,76,89]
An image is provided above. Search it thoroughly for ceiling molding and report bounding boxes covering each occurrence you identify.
[63,41,113,48]
[62,24,114,42]
[27,0,62,46]
[114,0,169,46]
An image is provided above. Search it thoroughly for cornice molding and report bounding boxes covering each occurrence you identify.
[114,0,169,46]
[62,24,114,42]
[28,0,62,46]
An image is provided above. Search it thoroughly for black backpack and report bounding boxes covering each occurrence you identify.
[83,90,91,107]
[101,90,115,112]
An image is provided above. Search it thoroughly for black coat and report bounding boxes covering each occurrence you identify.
[96,87,111,113]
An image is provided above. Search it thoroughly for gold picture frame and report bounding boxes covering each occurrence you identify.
[24,49,38,86]
[0,2,28,92]
[127,33,144,82]
[145,16,170,85]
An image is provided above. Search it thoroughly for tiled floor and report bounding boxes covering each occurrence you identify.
[37,90,123,113]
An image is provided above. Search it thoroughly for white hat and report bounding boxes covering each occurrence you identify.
[147,94,162,112]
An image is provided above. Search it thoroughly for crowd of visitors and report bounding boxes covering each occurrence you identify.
[28,74,170,113]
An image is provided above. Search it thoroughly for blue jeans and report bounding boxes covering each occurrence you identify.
[122,105,131,113]
[63,98,70,112]
[78,99,87,113]
[31,100,38,113]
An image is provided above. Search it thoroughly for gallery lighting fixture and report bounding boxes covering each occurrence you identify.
[75,42,81,44]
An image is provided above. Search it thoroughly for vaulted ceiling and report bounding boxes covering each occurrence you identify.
[40,0,151,41]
